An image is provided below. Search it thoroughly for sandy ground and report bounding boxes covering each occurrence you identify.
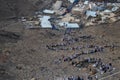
[0,20,120,80]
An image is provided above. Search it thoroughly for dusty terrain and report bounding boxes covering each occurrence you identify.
[0,0,120,80]
[0,20,120,80]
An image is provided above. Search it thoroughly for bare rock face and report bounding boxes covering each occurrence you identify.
[0,30,21,43]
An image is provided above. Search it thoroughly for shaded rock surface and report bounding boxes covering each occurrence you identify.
[0,0,55,20]
[0,30,20,43]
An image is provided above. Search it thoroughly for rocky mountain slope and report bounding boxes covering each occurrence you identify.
[0,0,54,20]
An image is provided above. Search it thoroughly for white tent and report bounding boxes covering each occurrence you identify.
[39,16,52,28]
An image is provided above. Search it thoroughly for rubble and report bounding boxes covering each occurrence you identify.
[85,22,95,26]
[61,14,75,22]
[110,17,118,22]
[71,7,84,15]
